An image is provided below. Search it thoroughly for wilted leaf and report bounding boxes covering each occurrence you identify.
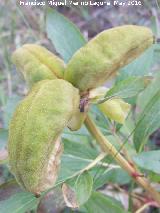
[38,187,65,213]
[62,183,78,208]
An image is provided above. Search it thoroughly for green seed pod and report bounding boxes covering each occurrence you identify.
[8,79,79,195]
[67,109,87,131]
[68,87,108,130]
[12,44,65,87]
[98,98,131,124]
[65,25,154,92]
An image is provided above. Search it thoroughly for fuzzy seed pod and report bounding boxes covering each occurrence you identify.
[68,87,109,130]
[65,25,154,92]
[12,44,65,87]
[8,79,79,195]
[98,98,131,124]
[67,109,88,131]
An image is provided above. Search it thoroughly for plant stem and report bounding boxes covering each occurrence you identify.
[135,201,158,213]
[85,115,160,206]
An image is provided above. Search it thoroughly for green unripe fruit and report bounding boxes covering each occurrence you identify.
[8,79,79,195]
[12,44,65,87]
[98,98,131,124]
[65,25,154,92]
[67,109,88,131]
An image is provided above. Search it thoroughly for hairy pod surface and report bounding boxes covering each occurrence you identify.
[65,25,154,92]
[8,79,79,195]
[67,108,88,131]
[12,44,65,87]
[98,98,131,124]
[68,87,109,130]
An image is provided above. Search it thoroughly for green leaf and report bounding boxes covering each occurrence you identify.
[134,90,160,152]
[58,154,96,183]
[83,191,127,213]
[94,168,130,189]
[63,127,90,145]
[0,129,8,149]
[75,171,93,206]
[133,151,160,174]
[46,8,86,63]
[149,171,160,182]
[154,44,160,64]
[103,77,146,101]
[3,95,22,129]
[137,72,160,111]
[0,85,6,107]
[0,129,8,164]
[0,192,39,213]
[63,139,98,159]
[118,45,154,80]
